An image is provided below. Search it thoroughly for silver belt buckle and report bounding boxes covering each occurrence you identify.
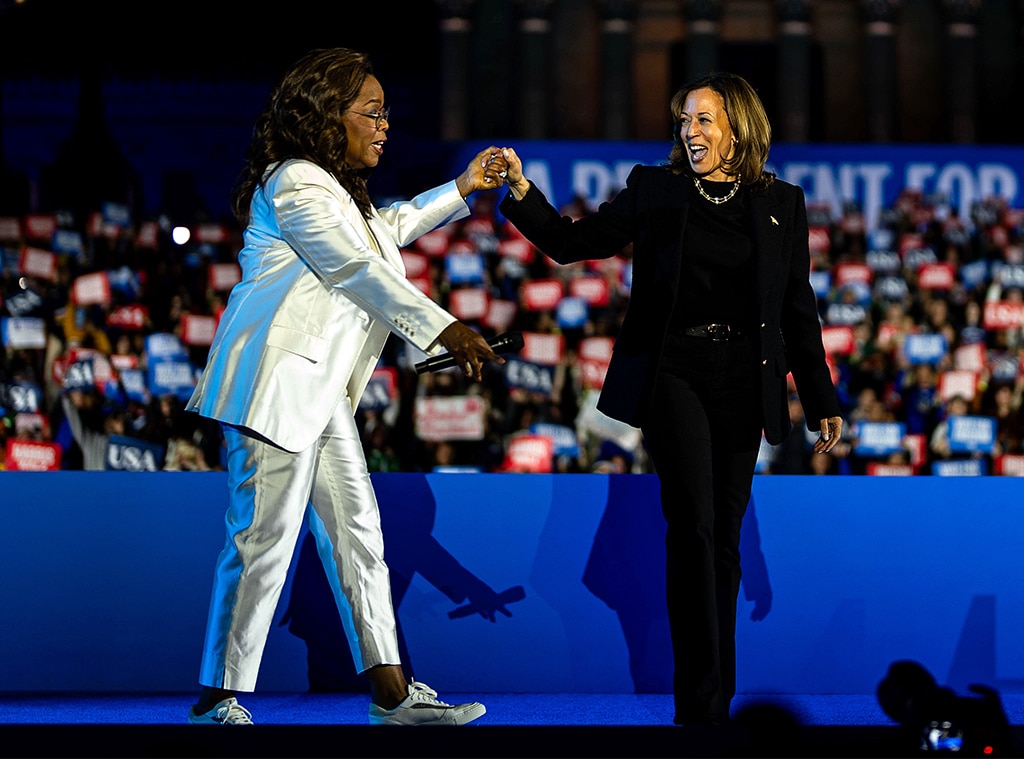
[707,323,730,341]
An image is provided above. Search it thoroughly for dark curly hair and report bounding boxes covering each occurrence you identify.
[230,47,376,225]
[666,71,775,194]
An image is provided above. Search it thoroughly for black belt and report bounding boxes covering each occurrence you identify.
[682,323,746,341]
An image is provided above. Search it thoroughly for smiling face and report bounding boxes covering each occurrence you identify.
[678,87,736,181]
[342,74,387,169]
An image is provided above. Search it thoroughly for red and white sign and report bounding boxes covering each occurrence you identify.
[520,279,565,311]
[414,227,455,256]
[107,304,150,331]
[135,221,160,249]
[483,299,517,332]
[499,434,554,473]
[820,325,855,356]
[938,370,978,402]
[5,439,62,471]
[808,227,831,254]
[414,395,486,441]
[401,251,429,279]
[577,336,614,391]
[996,454,1024,476]
[953,342,987,373]
[521,332,565,366]
[917,262,955,290]
[18,246,58,281]
[833,262,872,287]
[448,287,489,321]
[569,276,610,307]
[23,214,57,241]
[180,314,217,346]
[866,463,914,476]
[0,216,22,241]
[72,271,111,306]
[983,300,1024,330]
[208,263,242,291]
[497,236,534,263]
[195,223,228,244]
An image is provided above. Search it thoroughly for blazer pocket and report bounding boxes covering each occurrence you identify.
[266,324,328,364]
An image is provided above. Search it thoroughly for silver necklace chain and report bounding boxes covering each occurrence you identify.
[693,175,741,204]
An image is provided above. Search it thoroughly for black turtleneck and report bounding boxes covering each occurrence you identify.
[669,178,758,333]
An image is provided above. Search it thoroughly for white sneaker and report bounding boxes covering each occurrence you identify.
[187,697,254,725]
[368,681,486,726]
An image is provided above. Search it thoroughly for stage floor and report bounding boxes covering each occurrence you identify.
[1,692,1022,758]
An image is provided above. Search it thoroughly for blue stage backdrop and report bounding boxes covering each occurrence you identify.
[1,473,1022,696]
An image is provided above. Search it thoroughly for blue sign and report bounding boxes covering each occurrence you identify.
[504,358,554,394]
[946,415,997,454]
[105,434,165,471]
[853,421,906,457]
[931,457,987,476]
[555,296,589,329]
[452,142,1024,232]
[903,333,948,365]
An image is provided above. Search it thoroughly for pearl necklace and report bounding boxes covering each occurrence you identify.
[693,175,741,204]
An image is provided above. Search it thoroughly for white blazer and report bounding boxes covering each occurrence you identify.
[186,158,468,453]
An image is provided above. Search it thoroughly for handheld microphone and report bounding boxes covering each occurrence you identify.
[415,331,524,375]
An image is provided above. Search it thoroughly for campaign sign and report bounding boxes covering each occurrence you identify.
[2,381,42,413]
[0,216,21,241]
[1,316,46,349]
[445,252,486,285]
[520,279,565,311]
[996,454,1024,476]
[118,368,150,404]
[938,369,978,402]
[148,357,196,400]
[105,435,165,472]
[809,270,831,299]
[946,415,997,454]
[62,359,96,392]
[358,367,398,412]
[107,304,149,331]
[520,332,564,366]
[71,271,111,306]
[931,457,987,476]
[179,314,217,346]
[503,358,555,395]
[500,433,554,473]
[18,246,58,281]
[449,287,489,321]
[983,300,1024,330]
[483,299,517,332]
[820,325,855,356]
[853,421,906,457]
[50,229,82,256]
[530,422,579,458]
[5,438,61,471]
[902,333,948,365]
[555,296,589,329]
[874,275,909,302]
[145,333,189,361]
[413,395,486,442]
[960,260,989,290]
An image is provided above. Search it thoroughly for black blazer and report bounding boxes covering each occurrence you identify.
[499,163,841,445]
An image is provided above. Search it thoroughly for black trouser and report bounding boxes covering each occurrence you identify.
[641,332,763,724]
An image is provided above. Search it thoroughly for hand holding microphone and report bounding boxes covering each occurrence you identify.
[416,327,524,378]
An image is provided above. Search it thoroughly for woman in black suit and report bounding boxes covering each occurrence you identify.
[498,72,843,727]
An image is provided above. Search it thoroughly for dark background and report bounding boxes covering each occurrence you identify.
[0,0,451,220]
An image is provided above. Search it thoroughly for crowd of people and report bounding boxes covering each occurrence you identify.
[2,163,1023,477]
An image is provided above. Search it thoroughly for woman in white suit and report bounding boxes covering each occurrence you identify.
[185,48,506,726]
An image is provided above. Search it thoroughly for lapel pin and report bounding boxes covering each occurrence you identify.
[770,215,779,226]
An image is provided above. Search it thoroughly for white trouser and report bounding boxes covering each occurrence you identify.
[198,397,401,691]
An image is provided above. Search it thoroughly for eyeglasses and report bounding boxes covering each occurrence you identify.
[350,106,390,129]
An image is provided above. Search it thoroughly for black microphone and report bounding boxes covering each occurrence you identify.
[414,331,524,375]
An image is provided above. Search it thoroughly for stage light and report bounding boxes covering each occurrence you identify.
[171,226,191,245]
